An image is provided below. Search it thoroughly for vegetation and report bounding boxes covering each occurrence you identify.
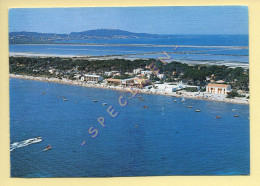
[184,87,198,92]
[226,90,245,98]
[9,57,249,91]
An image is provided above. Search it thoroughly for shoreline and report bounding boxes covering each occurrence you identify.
[9,74,249,105]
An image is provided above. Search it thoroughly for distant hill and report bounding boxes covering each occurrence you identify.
[9,29,175,44]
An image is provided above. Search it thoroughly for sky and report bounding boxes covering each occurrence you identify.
[9,6,248,35]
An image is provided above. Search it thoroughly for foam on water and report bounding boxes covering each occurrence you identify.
[10,137,42,152]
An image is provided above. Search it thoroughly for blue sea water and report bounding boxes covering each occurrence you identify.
[10,78,250,177]
[9,35,249,64]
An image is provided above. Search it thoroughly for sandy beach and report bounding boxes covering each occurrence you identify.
[9,74,249,105]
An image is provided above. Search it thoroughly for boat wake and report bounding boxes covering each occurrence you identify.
[10,137,42,152]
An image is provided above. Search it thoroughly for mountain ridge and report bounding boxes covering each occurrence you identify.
[9,29,174,44]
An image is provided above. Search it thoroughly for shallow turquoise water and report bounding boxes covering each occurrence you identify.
[10,78,249,177]
[9,35,249,63]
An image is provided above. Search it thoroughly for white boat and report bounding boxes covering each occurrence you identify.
[181,97,185,102]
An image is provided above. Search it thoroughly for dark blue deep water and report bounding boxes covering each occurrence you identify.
[10,78,250,177]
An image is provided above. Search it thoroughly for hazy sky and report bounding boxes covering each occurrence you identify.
[9,6,248,35]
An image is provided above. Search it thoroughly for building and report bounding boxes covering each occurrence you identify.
[154,84,181,93]
[81,74,103,82]
[141,70,153,75]
[74,74,82,80]
[133,68,143,74]
[206,83,231,94]
[157,74,166,79]
[48,69,56,74]
[104,71,118,76]
[106,78,122,85]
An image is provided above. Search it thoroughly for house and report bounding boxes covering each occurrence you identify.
[106,78,122,85]
[81,74,103,82]
[133,68,143,74]
[154,84,181,93]
[121,78,138,87]
[74,74,82,80]
[48,69,56,74]
[157,74,166,79]
[141,70,153,75]
[104,71,118,76]
[206,83,231,95]
[172,71,178,75]
[216,80,225,84]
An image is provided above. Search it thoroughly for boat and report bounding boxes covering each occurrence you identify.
[143,105,149,108]
[74,101,78,103]
[181,97,185,102]
[195,110,201,112]
[63,99,68,101]
[187,106,192,108]
[102,103,107,106]
[44,145,52,151]
[216,116,221,118]
[42,91,46,95]
[93,100,98,102]
[174,100,177,102]
[232,109,237,111]
[234,115,239,117]
[134,124,139,127]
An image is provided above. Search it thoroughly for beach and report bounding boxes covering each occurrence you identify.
[10,74,249,105]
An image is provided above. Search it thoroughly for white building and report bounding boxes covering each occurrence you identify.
[154,84,182,93]
[141,70,153,75]
[74,74,82,80]
[206,83,231,95]
[48,69,56,74]
[133,68,143,74]
[81,74,103,82]
[104,71,118,76]
[157,74,166,79]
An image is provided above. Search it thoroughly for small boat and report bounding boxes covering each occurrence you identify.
[232,109,237,112]
[216,116,221,118]
[42,91,46,95]
[134,124,139,127]
[174,100,177,102]
[143,105,149,108]
[74,101,78,103]
[63,99,68,101]
[102,103,107,106]
[93,100,98,102]
[138,96,142,98]
[234,115,239,117]
[195,110,201,112]
[129,97,132,99]
[187,106,192,108]
[181,97,185,102]
[44,145,52,151]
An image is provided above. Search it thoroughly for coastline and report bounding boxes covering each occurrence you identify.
[9,74,249,105]
[9,52,249,69]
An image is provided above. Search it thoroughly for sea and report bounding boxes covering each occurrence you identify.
[9,35,249,64]
[10,78,250,177]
